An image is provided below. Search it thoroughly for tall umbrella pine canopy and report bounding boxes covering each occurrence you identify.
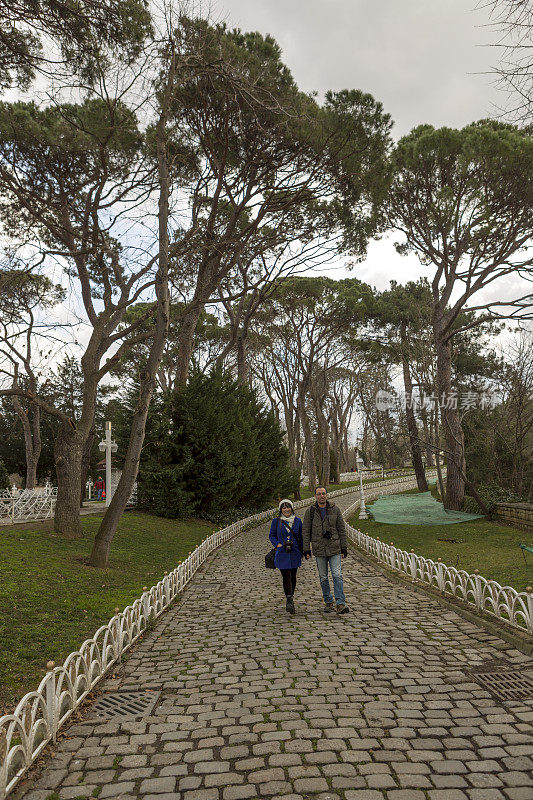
[388,121,533,284]
[162,20,394,263]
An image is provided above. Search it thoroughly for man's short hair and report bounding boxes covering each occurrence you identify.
[315,486,327,494]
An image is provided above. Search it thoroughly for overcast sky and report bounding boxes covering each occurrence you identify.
[213,0,502,137]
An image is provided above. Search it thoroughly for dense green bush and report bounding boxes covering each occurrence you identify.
[463,482,530,516]
[138,370,299,519]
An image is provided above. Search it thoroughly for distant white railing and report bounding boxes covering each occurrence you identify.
[339,468,415,482]
[342,497,533,637]
[0,485,57,524]
[0,469,439,799]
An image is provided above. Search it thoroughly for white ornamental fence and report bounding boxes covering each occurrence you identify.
[0,485,57,525]
[342,497,533,638]
[339,468,415,482]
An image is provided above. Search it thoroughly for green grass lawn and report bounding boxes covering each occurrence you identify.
[348,494,533,594]
[0,511,214,713]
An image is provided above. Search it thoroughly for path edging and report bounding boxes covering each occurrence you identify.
[345,538,533,657]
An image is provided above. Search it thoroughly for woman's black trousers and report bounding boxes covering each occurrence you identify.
[280,567,298,597]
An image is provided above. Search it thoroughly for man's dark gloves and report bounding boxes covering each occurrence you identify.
[341,548,347,558]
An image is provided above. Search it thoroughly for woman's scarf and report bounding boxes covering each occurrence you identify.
[280,514,296,529]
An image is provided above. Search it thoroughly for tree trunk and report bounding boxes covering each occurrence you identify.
[434,312,465,510]
[330,413,341,481]
[400,326,428,491]
[80,423,95,507]
[54,421,84,537]
[88,58,173,568]
[283,405,298,472]
[174,305,202,387]
[381,408,395,467]
[298,387,316,490]
[11,396,40,489]
[236,334,249,384]
[318,413,330,486]
[31,402,41,486]
[342,428,349,471]
[420,404,434,466]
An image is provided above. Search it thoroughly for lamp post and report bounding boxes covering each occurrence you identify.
[356,455,368,519]
[98,421,118,507]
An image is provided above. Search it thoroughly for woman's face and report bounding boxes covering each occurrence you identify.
[281,504,292,517]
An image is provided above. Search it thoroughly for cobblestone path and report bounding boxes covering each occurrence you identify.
[23,497,533,800]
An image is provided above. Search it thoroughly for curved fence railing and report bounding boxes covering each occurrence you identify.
[342,498,533,637]
[339,468,416,482]
[0,467,439,799]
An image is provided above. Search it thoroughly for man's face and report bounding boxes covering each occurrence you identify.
[315,487,327,506]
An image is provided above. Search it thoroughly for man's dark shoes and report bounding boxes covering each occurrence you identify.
[323,602,335,613]
[336,604,350,614]
[286,595,295,614]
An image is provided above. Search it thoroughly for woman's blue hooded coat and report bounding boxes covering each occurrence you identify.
[269,516,303,569]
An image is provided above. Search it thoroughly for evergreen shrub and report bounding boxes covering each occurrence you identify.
[138,370,299,519]
[463,482,530,515]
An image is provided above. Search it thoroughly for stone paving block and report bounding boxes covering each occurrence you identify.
[293,777,329,793]
[205,772,245,788]
[183,790,219,800]
[467,773,504,788]
[99,781,136,798]
[34,770,68,789]
[223,786,258,800]
[59,787,97,799]
[499,772,533,787]
[288,764,320,779]
[503,789,533,800]
[157,765,188,777]
[257,781,294,796]
[178,775,202,791]
[247,767,285,783]
[138,777,177,794]
[431,774,469,788]
[366,772,397,788]
[396,774,432,789]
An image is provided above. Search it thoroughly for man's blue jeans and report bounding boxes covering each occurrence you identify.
[315,554,346,605]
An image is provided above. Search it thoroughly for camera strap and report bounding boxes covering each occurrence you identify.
[279,518,302,555]
[310,503,328,532]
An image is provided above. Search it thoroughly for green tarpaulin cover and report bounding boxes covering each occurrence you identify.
[369,491,484,525]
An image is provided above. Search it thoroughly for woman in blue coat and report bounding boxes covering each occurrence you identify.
[269,499,303,614]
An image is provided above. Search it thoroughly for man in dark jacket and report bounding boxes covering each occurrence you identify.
[302,486,350,614]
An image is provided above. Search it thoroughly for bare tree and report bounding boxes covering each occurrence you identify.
[486,0,533,123]
[0,268,65,487]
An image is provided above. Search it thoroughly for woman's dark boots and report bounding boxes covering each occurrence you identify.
[286,595,295,614]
